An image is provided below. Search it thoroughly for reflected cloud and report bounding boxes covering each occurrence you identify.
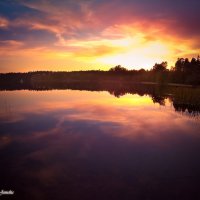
[0,89,200,199]
[0,89,199,142]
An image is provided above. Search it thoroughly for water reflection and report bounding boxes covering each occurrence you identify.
[0,81,200,116]
[0,86,200,199]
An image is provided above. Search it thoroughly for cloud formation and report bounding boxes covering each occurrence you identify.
[0,0,199,72]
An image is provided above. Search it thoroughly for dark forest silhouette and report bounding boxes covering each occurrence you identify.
[1,56,200,86]
[108,56,200,85]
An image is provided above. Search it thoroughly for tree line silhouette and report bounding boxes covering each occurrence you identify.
[108,56,200,85]
[0,56,200,86]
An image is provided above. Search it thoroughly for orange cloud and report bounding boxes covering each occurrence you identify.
[0,1,199,72]
[0,17,9,28]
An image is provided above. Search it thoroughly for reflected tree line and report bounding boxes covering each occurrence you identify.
[0,79,199,117]
[108,85,200,117]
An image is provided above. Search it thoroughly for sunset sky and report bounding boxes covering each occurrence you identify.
[0,0,199,72]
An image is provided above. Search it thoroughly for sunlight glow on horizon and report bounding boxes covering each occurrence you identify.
[0,1,199,72]
[0,33,195,72]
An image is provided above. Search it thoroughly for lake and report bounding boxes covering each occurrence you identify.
[0,86,200,200]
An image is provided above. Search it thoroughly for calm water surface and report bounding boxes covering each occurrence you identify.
[0,89,200,200]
